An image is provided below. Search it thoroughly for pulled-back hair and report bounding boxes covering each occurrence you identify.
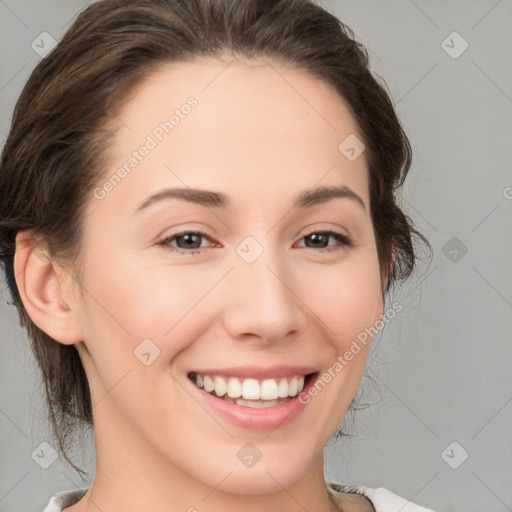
[0,0,430,476]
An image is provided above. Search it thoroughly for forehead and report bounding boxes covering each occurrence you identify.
[96,57,369,215]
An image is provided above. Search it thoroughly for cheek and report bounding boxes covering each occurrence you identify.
[78,252,225,365]
[304,254,383,351]
[285,253,383,445]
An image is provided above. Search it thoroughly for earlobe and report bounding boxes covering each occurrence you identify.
[13,231,83,345]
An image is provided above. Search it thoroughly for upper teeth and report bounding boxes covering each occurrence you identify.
[192,373,306,400]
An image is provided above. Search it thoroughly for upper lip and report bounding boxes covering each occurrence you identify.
[188,365,318,380]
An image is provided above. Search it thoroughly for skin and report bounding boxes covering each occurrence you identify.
[15,56,385,512]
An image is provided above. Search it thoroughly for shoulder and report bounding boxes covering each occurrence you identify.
[326,482,438,512]
[42,488,88,512]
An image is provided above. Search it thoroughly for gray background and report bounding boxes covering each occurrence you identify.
[1,1,511,511]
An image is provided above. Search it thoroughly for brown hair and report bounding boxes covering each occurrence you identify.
[0,0,430,476]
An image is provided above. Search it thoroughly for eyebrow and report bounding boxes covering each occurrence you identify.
[135,185,366,214]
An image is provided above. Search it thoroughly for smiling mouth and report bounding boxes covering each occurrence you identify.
[188,372,318,408]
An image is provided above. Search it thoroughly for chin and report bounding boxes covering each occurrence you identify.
[213,465,310,496]
[194,441,317,496]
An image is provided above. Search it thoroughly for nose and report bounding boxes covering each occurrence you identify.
[220,244,307,346]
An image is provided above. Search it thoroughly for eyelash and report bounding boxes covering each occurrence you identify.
[158,229,353,256]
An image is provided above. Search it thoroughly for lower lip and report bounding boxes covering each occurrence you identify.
[187,373,318,431]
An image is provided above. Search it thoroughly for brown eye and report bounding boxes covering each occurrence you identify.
[159,231,215,255]
[297,231,353,252]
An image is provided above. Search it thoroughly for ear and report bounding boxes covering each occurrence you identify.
[13,231,83,345]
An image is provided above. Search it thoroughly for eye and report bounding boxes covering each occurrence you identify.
[296,230,353,252]
[158,230,216,255]
[158,229,353,256]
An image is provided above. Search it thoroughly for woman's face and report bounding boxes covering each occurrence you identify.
[71,57,384,494]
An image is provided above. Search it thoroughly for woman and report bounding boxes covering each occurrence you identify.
[0,0,434,510]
